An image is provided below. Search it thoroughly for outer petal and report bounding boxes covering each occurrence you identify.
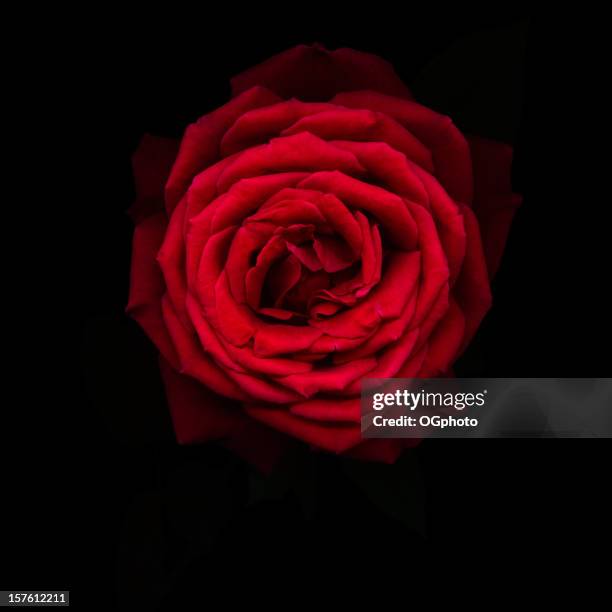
[290,398,361,423]
[231,44,412,102]
[281,109,432,170]
[158,356,243,443]
[126,212,179,368]
[129,134,180,223]
[245,405,362,453]
[223,419,294,475]
[417,300,466,377]
[216,132,365,192]
[161,296,251,401]
[159,357,291,474]
[165,86,281,212]
[469,136,522,277]
[332,91,473,204]
[453,204,493,351]
[346,439,419,463]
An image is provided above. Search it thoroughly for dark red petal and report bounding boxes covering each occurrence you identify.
[346,439,414,463]
[330,140,430,204]
[290,398,361,423]
[257,307,302,321]
[253,323,323,358]
[310,251,420,339]
[245,236,288,308]
[231,44,412,102]
[406,200,451,327]
[313,235,355,272]
[453,204,493,352]
[395,344,428,377]
[334,289,417,363]
[277,358,377,398]
[216,132,365,193]
[299,171,418,250]
[126,212,179,368]
[417,300,466,377]
[161,295,251,401]
[223,419,295,474]
[265,254,303,305]
[158,356,243,444]
[129,134,179,223]
[343,329,420,393]
[281,109,431,170]
[157,197,191,330]
[165,86,281,213]
[469,136,522,277]
[332,91,473,204]
[286,242,322,272]
[245,405,362,453]
[221,100,334,156]
[247,197,326,227]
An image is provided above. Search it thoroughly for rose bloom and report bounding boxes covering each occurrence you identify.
[127,45,521,469]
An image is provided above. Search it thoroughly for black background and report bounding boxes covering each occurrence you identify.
[3,7,611,609]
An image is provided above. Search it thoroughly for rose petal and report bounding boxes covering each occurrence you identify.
[223,418,294,474]
[216,132,365,193]
[334,287,418,363]
[257,307,304,321]
[278,358,377,398]
[214,271,259,346]
[417,300,466,377]
[453,204,492,351]
[246,198,326,227]
[299,171,418,250]
[346,439,416,463]
[253,324,323,357]
[332,91,473,204]
[286,242,322,272]
[310,251,420,339]
[157,197,190,329]
[265,254,303,306]
[158,356,243,444]
[409,163,467,285]
[245,404,362,453]
[312,192,364,254]
[406,200,450,327]
[290,398,361,423]
[395,344,428,377]
[129,134,180,223]
[126,212,179,368]
[469,135,522,277]
[165,86,281,212]
[313,235,355,272]
[224,224,272,304]
[331,140,429,205]
[185,293,304,404]
[220,99,334,156]
[245,236,287,309]
[281,109,432,170]
[231,44,412,102]
[161,295,249,401]
[209,173,308,234]
[343,329,420,394]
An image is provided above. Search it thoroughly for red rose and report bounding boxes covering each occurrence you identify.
[127,44,521,469]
